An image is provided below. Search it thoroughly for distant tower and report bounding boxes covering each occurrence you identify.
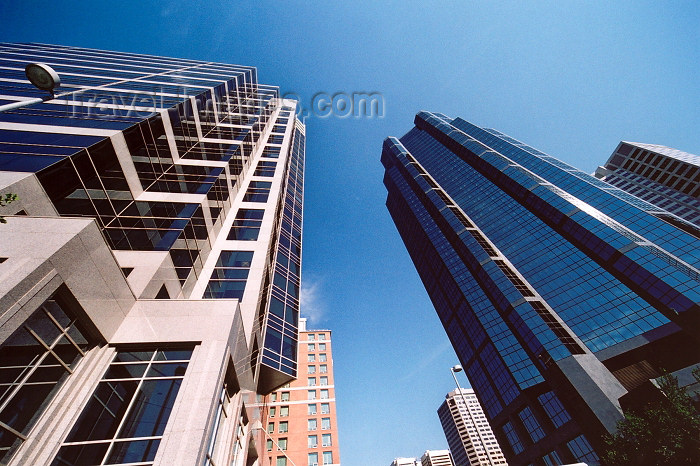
[261,318,341,466]
[420,449,456,466]
[391,458,421,466]
[594,141,700,228]
[438,389,508,466]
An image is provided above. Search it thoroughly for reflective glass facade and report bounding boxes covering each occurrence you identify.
[382,112,699,465]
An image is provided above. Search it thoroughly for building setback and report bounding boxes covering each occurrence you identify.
[594,141,700,228]
[438,388,508,466]
[260,318,341,466]
[0,43,304,465]
[381,112,700,465]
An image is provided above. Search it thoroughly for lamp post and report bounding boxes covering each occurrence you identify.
[449,364,498,465]
[0,63,61,113]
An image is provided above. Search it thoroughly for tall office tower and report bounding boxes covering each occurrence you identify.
[438,388,508,466]
[594,142,700,228]
[420,450,455,466]
[0,43,304,466]
[381,112,700,465]
[261,318,341,466]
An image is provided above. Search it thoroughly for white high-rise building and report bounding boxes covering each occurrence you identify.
[438,389,508,466]
[0,43,304,466]
[420,449,455,466]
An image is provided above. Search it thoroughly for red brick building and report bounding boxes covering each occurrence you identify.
[261,318,341,465]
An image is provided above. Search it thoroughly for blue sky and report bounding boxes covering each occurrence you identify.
[2,1,698,464]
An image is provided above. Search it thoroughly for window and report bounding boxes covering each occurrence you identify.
[319,364,327,373]
[254,160,277,177]
[318,343,326,351]
[227,209,264,241]
[321,403,330,414]
[281,392,290,401]
[52,347,193,465]
[308,377,317,386]
[269,407,276,417]
[308,354,316,362]
[320,389,329,399]
[519,407,545,442]
[267,439,273,451]
[280,406,289,417]
[278,438,287,451]
[204,250,253,299]
[319,354,327,362]
[322,451,333,465]
[502,421,524,455]
[308,365,316,374]
[320,376,328,386]
[0,294,92,464]
[321,418,331,430]
[271,393,277,402]
[567,435,599,463]
[308,435,318,448]
[279,421,288,433]
[537,391,571,427]
[318,333,326,340]
[542,450,563,466]
[308,419,317,431]
[308,334,316,341]
[268,422,274,433]
[322,433,332,447]
[308,452,319,466]
[308,344,315,352]
[243,180,272,202]
[308,404,317,415]
[308,390,316,400]
[276,457,287,466]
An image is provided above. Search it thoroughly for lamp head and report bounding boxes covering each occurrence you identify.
[25,63,61,92]
[451,364,463,373]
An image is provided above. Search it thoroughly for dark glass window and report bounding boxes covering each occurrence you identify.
[0,293,92,463]
[243,181,272,203]
[204,251,253,299]
[502,421,523,454]
[566,435,599,463]
[227,209,264,241]
[254,161,277,177]
[51,348,192,466]
[537,391,571,427]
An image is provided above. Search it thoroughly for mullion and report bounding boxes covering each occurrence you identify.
[99,351,157,465]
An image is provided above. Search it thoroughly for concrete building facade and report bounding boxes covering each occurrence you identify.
[260,318,341,466]
[0,43,304,465]
[594,141,700,228]
[381,112,700,465]
[438,388,508,466]
[420,450,455,466]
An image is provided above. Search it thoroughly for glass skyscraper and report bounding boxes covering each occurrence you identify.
[382,111,699,465]
[0,43,303,465]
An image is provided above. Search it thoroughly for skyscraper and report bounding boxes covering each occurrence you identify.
[381,112,699,465]
[594,142,700,228]
[438,388,508,466]
[260,318,341,466]
[0,43,304,466]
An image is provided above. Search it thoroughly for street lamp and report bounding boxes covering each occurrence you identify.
[449,364,500,465]
[0,63,61,113]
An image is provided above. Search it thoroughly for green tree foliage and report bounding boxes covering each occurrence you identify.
[602,373,700,465]
[0,193,18,223]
